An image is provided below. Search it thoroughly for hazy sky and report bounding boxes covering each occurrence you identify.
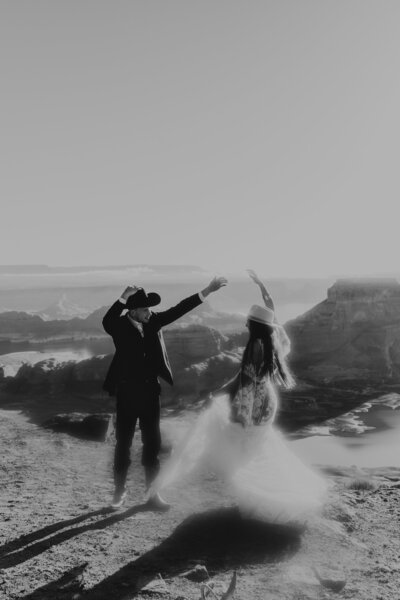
[1,1,400,277]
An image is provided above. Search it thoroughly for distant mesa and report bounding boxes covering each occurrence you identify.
[0,300,245,344]
[168,300,246,334]
[37,294,90,321]
[0,308,104,338]
[286,277,400,382]
[0,263,206,275]
[327,277,400,301]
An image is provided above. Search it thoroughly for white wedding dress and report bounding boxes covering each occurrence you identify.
[151,359,327,524]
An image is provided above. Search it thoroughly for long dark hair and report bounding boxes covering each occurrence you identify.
[241,320,294,389]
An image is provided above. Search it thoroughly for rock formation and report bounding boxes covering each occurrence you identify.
[164,324,226,368]
[1,325,237,405]
[37,294,90,320]
[286,278,400,382]
[161,351,241,405]
[5,278,400,434]
[43,412,113,441]
[0,310,103,342]
[0,301,244,347]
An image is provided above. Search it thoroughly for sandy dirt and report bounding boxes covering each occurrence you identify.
[1,406,400,600]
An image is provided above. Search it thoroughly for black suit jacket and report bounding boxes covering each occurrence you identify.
[102,293,203,395]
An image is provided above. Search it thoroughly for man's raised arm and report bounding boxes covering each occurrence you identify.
[152,276,227,329]
[102,285,139,335]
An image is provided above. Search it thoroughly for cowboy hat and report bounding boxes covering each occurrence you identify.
[126,288,161,310]
[247,304,278,327]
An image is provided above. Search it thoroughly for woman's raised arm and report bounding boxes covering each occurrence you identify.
[247,270,275,311]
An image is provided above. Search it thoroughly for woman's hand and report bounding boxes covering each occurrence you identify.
[247,269,275,311]
[247,269,263,286]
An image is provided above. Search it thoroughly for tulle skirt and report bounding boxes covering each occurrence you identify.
[151,395,327,523]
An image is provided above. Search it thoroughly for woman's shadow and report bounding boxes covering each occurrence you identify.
[20,506,303,600]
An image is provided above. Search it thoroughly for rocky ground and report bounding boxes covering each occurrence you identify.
[1,406,400,600]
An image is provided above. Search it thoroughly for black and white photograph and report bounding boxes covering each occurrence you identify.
[1,2,400,599]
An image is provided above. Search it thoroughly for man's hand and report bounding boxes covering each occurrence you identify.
[121,285,139,300]
[201,276,228,298]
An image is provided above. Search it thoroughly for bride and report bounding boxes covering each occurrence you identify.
[149,271,327,523]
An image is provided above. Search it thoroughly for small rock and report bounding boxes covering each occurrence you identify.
[379,566,391,573]
[141,574,168,593]
[288,565,319,586]
[312,567,346,592]
[181,565,209,582]
[44,412,113,441]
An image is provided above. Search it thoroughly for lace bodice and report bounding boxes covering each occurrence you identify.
[230,364,278,427]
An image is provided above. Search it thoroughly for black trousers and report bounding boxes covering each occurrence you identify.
[114,379,161,490]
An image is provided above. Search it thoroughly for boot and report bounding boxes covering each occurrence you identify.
[144,465,170,511]
[111,472,127,510]
[144,465,160,491]
[146,492,171,512]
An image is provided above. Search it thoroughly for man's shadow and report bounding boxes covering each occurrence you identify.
[19,507,303,600]
[0,504,151,570]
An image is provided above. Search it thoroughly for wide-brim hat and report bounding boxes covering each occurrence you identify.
[247,304,279,327]
[126,288,161,310]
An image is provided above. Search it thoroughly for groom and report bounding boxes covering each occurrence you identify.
[102,276,227,509]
